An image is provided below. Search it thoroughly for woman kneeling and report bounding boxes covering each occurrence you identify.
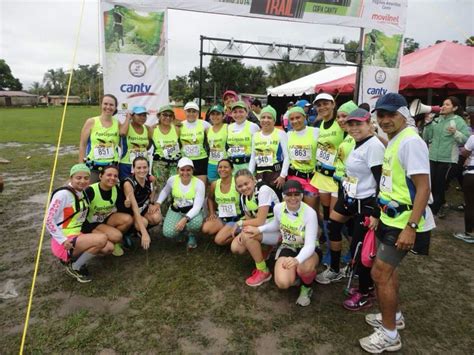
[47,164,114,283]
[245,180,320,306]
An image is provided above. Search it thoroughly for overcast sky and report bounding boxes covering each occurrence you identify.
[1,0,473,89]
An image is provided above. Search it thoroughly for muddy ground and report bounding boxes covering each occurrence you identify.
[0,143,473,354]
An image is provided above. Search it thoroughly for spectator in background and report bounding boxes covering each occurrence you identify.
[282,101,295,131]
[222,90,239,124]
[250,99,263,122]
[306,102,317,126]
[422,96,470,218]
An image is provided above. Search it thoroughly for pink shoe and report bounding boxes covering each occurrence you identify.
[345,287,376,300]
[245,269,272,287]
[343,291,373,311]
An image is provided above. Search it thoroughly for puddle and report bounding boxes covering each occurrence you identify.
[0,142,78,156]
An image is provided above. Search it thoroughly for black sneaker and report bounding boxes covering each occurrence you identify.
[65,263,92,283]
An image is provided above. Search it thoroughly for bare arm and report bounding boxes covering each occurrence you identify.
[206,181,217,217]
[119,113,131,136]
[78,118,94,162]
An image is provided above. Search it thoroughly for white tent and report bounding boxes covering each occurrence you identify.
[267,65,357,97]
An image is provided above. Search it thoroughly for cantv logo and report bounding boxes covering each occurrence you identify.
[367,88,388,98]
[120,83,156,98]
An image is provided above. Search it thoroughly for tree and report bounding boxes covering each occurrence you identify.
[43,68,67,95]
[70,64,103,104]
[0,59,22,90]
[169,75,193,102]
[403,37,419,55]
[28,81,46,96]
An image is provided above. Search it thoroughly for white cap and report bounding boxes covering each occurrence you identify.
[184,102,199,111]
[313,93,335,104]
[177,157,194,169]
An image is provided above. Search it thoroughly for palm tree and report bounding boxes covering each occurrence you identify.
[43,68,67,95]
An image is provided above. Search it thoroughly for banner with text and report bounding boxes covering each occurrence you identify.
[100,1,167,123]
[360,27,404,108]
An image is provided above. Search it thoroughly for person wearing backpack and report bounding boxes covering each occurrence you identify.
[315,108,384,312]
[46,164,114,283]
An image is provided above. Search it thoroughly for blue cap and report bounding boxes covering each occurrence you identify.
[132,106,147,114]
[372,93,407,113]
[295,99,309,108]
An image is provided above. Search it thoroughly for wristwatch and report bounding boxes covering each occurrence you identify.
[407,221,418,229]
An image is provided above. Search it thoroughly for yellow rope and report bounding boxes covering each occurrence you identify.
[19,0,86,353]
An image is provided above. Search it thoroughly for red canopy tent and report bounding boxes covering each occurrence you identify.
[316,41,474,96]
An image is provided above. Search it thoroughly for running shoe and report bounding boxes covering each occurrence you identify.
[187,235,197,249]
[64,263,91,283]
[343,291,374,311]
[345,287,376,299]
[315,267,343,285]
[365,312,406,330]
[359,327,402,353]
[245,269,272,287]
[453,232,474,243]
[296,285,313,307]
[112,243,124,257]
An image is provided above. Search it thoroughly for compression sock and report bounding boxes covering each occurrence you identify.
[330,250,342,272]
[72,252,95,271]
[298,270,316,286]
[255,260,268,272]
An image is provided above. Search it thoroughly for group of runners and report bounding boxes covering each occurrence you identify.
[46,90,446,353]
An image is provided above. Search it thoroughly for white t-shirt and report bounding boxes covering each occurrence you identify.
[259,202,318,264]
[157,176,206,219]
[249,129,290,178]
[464,134,474,174]
[345,136,385,199]
[388,128,435,232]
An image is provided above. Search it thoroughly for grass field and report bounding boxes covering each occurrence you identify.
[0,107,472,354]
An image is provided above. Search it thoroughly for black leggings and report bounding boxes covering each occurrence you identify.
[463,174,474,233]
[430,160,452,214]
[350,214,374,294]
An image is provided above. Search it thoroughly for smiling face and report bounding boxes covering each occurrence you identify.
[315,99,335,120]
[185,109,199,122]
[376,110,406,139]
[70,172,90,191]
[232,107,247,124]
[210,111,224,126]
[346,120,372,142]
[101,96,117,117]
[159,111,174,126]
[235,175,255,197]
[224,94,236,107]
[133,159,149,178]
[336,111,349,130]
[440,99,457,116]
[284,192,303,211]
[178,166,193,181]
[99,167,119,189]
[217,160,233,179]
[132,113,147,125]
[260,112,275,132]
[289,112,306,131]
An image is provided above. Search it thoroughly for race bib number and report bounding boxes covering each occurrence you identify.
[183,144,200,157]
[218,203,237,218]
[380,169,393,193]
[316,147,336,166]
[94,145,114,160]
[163,144,179,159]
[256,153,273,167]
[175,198,193,208]
[281,227,303,246]
[210,149,224,162]
[342,176,359,198]
[129,149,147,163]
[289,147,311,161]
[228,146,245,157]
